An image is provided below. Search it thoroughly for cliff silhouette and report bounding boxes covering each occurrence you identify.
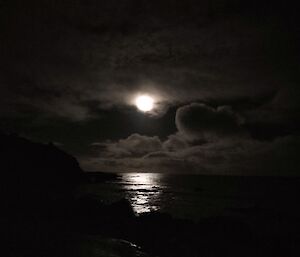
[0,132,83,212]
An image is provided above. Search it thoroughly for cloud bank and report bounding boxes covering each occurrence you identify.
[82,103,300,175]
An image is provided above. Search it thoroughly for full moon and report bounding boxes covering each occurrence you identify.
[135,95,154,112]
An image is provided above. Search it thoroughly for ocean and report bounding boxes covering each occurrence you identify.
[79,173,300,238]
[80,173,300,256]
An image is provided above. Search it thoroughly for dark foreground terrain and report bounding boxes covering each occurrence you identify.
[1,133,299,257]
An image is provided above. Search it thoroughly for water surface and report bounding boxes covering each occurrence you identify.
[80,172,300,227]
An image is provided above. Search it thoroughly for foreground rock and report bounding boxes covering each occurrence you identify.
[71,194,300,257]
[71,196,258,257]
[65,236,151,257]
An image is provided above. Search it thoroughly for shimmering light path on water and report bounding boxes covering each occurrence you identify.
[120,173,165,213]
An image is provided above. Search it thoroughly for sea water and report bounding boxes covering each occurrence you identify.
[80,173,300,225]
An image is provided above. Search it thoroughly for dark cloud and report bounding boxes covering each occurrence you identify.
[245,86,300,125]
[176,103,245,141]
[1,0,299,121]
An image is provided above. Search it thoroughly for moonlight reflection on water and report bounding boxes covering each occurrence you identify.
[120,173,164,214]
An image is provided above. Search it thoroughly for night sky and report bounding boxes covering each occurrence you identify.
[1,0,299,174]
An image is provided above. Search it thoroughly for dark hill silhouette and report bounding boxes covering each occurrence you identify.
[0,132,82,179]
[0,132,84,256]
[0,132,83,212]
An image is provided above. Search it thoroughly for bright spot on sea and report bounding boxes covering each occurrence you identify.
[120,173,164,214]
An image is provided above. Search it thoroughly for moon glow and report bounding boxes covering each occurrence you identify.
[135,95,154,112]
